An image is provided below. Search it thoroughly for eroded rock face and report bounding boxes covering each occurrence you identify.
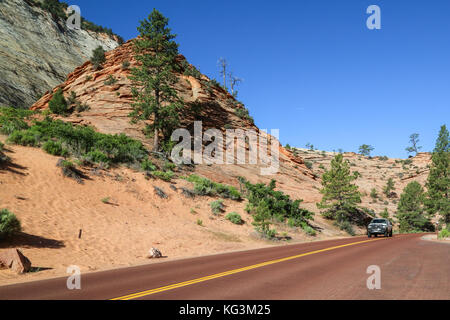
[29,35,317,203]
[0,0,119,108]
[0,249,32,274]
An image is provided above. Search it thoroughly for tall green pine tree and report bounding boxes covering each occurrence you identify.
[128,9,182,152]
[425,125,450,224]
[317,153,361,224]
[396,181,433,232]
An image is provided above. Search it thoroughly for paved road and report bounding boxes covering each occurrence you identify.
[0,233,448,300]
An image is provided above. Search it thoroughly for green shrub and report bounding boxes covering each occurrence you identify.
[438,228,450,239]
[101,197,110,204]
[91,46,106,70]
[226,212,243,225]
[186,175,241,200]
[210,200,225,215]
[152,170,174,182]
[43,140,68,157]
[141,159,157,172]
[239,177,314,224]
[370,188,378,199]
[7,130,40,146]
[301,223,316,236]
[85,150,110,164]
[336,220,355,236]
[234,108,254,124]
[59,159,74,169]
[41,0,67,20]
[49,88,68,115]
[163,161,176,171]
[104,75,118,85]
[305,161,313,170]
[181,60,202,78]
[0,107,32,134]
[0,209,21,240]
[274,213,285,223]
[122,60,130,69]
[7,118,147,164]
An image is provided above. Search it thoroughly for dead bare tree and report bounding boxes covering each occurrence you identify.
[218,58,228,90]
[229,72,242,98]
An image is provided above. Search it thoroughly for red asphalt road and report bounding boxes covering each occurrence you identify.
[0,233,448,300]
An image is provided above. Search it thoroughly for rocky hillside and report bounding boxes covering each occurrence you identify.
[29,37,433,224]
[0,30,435,284]
[30,39,317,187]
[0,0,119,109]
[291,148,432,220]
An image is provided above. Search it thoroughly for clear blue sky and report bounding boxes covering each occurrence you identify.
[74,0,449,158]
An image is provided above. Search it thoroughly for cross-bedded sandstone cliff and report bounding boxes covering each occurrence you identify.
[0,0,119,108]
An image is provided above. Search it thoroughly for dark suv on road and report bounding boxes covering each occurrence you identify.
[367,218,393,238]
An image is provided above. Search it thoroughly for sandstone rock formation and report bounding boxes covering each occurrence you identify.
[293,148,432,218]
[0,248,32,274]
[0,0,119,108]
[30,39,317,187]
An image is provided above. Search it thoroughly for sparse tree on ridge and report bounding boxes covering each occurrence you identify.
[128,9,182,152]
[359,144,374,157]
[218,58,228,91]
[406,133,422,156]
[228,71,242,98]
[425,125,450,224]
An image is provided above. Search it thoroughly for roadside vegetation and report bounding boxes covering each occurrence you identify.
[185,175,241,200]
[239,177,314,239]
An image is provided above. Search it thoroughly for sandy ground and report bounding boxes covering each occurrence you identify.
[0,140,347,286]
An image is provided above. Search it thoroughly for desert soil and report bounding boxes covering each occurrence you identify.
[0,140,345,285]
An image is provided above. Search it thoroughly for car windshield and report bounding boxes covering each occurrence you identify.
[371,219,386,224]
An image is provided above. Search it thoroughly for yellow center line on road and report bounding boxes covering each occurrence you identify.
[111,237,388,300]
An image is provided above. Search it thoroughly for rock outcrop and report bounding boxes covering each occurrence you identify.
[29,39,317,186]
[0,248,32,274]
[0,0,119,108]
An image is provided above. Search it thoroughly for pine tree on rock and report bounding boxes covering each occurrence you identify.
[128,9,182,152]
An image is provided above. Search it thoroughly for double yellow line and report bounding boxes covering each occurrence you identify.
[111,237,385,300]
